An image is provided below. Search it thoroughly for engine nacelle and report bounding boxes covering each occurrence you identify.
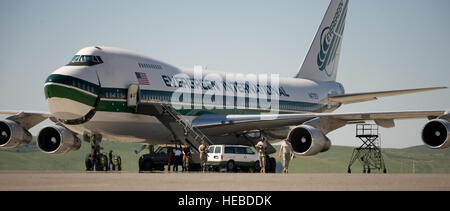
[421,119,450,149]
[37,125,81,154]
[287,125,331,156]
[0,120,32,148]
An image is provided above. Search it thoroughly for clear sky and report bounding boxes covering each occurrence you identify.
[0,0,449,148]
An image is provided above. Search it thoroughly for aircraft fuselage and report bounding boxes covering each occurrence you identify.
[44,46,344,144]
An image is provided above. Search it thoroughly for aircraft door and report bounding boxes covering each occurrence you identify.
[127,83,140,108]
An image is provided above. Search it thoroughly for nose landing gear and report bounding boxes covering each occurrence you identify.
[84,134,110,171]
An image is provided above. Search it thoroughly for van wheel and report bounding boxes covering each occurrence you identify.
[227,160,235,172]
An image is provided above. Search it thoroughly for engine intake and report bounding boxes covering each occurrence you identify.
[0,120,32,148]
[287,125,331,156]
[422,119,450,149]
[37,125,81,154]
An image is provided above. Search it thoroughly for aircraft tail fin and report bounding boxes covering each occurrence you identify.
[295,0,349,82]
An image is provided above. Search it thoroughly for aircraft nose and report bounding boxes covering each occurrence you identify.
[44,67,101,121]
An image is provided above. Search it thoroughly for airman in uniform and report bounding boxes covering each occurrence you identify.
[182,143,191,172]
[255,137,267,173]
[198,141,208,172]
[278,138,294,173]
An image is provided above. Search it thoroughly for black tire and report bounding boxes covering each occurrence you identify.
[98,155,106,171]
[118,157,122,171]
[226,160,236,172]
[95,155,102,171]
[103,155,109,171]
[85,154,93,171]
[141,158,153,172]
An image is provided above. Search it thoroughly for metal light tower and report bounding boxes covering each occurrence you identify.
[347,124,387,174]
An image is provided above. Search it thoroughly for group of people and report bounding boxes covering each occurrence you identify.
[168,141,209,173]
[256,137,294,173]
[168,143,192,172]
[167,137,295,173]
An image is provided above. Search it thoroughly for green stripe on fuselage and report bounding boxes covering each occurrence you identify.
[44,83,98,107]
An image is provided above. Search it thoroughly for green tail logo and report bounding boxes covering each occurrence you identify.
[317,0,348,77]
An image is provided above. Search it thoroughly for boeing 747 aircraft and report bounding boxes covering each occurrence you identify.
[1,0,448,172]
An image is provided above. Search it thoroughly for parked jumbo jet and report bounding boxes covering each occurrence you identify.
[1,0,448,171]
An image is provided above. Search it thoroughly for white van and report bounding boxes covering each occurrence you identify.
[206,145,260,172]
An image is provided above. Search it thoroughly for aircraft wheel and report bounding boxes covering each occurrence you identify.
[85,154,93,171]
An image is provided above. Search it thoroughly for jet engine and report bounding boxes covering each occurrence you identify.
[37,125,81,154]
[0,120,32,148]
[287,125,331,156]
[421,119,450,149]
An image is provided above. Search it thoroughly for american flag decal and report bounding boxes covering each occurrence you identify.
[135,72,150,85]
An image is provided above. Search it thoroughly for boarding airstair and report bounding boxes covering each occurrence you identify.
[135,102,214,152]
[126,83,213,152]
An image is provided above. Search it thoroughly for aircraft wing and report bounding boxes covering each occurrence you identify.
[193,110,447,136]
[0,111,53,130]
[328,87,447,105]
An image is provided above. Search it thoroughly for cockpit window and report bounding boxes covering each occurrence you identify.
[80,55,93,62]
[67,55,103,66]
[71,55,80,62]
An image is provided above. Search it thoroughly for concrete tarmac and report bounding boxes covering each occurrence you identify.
[0,171,449,191]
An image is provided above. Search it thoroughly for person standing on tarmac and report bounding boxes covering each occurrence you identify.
[167,148,173,172]
[108,150,113,170]
[198,141,208,172]
[90,145,98,171]
[278,138,295,173]
[182,143,191,172]
[173,147,182,172]
[255,137,267,173]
